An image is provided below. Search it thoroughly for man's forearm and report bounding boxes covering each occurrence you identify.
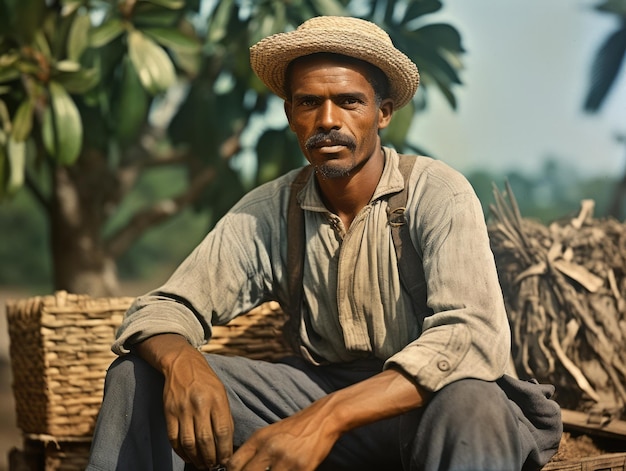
[310,366,431,438]
[227,365,431,470]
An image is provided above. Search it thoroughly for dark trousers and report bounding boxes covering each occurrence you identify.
[87,354,562,471]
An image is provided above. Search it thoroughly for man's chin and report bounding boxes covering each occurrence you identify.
[315,162,354,179]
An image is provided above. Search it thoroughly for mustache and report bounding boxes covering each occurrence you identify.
[304,130,356,151]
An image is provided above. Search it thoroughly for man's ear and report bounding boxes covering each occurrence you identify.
[284,101,295,130]
[377,98,394,130]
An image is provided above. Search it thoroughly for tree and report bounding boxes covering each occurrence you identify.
[583,0,626,218]
[0,0,465,296]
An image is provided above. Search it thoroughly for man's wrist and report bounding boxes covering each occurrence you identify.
[133,333,196,374]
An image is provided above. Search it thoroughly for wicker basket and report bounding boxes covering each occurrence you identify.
[6,290,290,439]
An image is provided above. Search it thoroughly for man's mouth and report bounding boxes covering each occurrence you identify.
[305,131,356,152]
[314,141,348,153]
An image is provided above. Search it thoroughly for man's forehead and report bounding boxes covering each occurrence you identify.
[289,68,374,99]
[290,66,370,88]
[286,54,378,92]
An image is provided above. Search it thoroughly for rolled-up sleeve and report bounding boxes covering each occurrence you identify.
[112,176,293,355]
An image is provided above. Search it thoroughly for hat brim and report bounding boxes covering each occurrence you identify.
[250,27,419,109]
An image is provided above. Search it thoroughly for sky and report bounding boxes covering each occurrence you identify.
[408,0,626,178]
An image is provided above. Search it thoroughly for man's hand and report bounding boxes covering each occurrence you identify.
[226,368,430,471]
[134,334,234,469]
[226,396,339,471]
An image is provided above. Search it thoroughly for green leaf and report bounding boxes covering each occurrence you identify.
[42,81,83,165]
[128,29,176,94]
[0,1,10,36]
[55,68,99,94]
[33,30,52,58]
[11,98,34,142]
[595,0,626,16]
[6,136,26,194]
[67,12,92,61]
[142,27,201,53]
[310,0,346,16]
[0,51,20,69]
[254,126,303,184]
[207,0,235,43]
[0,99,10,132]
[584,23,626,111]
[132,3,181,27]
[416,23,465,53]
[113,57,150,143]
[143,0,185,9]
[169,47,202,76]
[381,100,415,148]
[4,0,47,43]
[0,139,6,200]
[0,66,20,84]
[402,0,443,24]
[61,0,82,17]
[56,60,81,72]
[90,18,126,48]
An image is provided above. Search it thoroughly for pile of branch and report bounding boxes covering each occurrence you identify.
[488,183,626,417]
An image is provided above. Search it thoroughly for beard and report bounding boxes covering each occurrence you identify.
[305,130,358,179]
[315,160,355,179]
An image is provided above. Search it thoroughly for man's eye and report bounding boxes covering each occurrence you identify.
[299,98,317,106]
[342,97,360,106]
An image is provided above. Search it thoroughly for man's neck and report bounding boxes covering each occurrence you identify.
[315,147,385,230]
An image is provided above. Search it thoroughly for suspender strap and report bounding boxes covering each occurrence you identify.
[285,165,314,351]
[387,154,429,315]
[285,154,429,352]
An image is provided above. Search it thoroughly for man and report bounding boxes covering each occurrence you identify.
[88,16,562,471]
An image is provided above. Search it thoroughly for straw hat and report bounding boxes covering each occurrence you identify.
[249,16,420,109]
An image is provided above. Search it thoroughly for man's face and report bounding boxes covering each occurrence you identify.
[284,55,393,179]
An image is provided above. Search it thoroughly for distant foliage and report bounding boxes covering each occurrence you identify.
[0,0,467,294]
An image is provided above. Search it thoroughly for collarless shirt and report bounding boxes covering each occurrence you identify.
[114,148,511,392]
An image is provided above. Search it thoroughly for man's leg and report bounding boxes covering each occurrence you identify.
[87,354,184,471]
[207,355,404,470]
[401,378,562,471]
[87,354,336,470]
[87,353,405,471]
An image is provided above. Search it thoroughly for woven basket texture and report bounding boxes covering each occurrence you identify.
[6,291,290,439]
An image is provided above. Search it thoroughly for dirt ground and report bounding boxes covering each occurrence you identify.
[0,287,624,470]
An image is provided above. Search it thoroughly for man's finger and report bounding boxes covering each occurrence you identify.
[213,413,234,464]
[166,414,191,463]
[224,442,257,471]
[194,421,217,467]
[178,418,206,468]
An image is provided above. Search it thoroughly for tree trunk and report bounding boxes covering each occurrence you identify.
[49,150,120,297]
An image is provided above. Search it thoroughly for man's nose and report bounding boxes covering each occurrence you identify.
[317,100,341,131]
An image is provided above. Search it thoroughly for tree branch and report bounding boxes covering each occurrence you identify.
[109,137,194,215]
[24,170,51,213]
[104,166,216,259]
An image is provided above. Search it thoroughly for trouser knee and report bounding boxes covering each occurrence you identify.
[106,354,162,386]
[403,379,523,471]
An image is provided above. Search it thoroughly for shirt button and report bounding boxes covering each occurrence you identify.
[437,360,450,371]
